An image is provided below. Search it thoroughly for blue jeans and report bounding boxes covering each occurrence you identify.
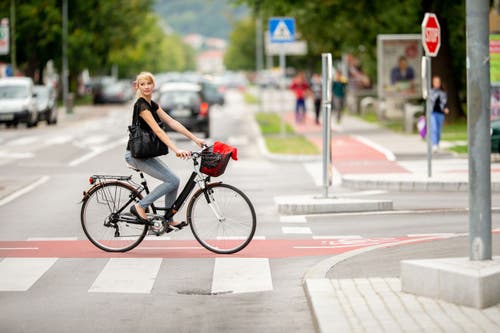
[295,98,306,122]
[430,111,445,146]
[124,150,180,219]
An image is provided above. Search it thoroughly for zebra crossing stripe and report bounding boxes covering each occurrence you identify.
[211,258,273,294]
[0,258,58,291]
[88,258,162,294]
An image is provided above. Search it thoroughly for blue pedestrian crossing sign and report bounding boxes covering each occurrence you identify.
[269,17,295,43]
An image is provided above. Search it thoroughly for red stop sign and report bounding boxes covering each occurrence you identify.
[422,13,441,57]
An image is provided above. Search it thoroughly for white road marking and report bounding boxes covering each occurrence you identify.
[44,135,73,145]
[282,226,312,234]
[211,258,273,294]
[27,237,78,241]
[89,258,162,294]
[0,151,34,159]
[0,258,58,291]
[0,247,39,250]
[407,233,456,238]
[352,135,396,161]
[0,175,50,207]
[68,137,127,167]
[280,215,307,223]
[312,235,363,240]
[6,136,39,146]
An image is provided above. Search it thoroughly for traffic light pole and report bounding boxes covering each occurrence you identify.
[466,0,492,260]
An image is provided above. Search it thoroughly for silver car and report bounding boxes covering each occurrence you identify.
[34,84,58,125]
[0,77,39,127]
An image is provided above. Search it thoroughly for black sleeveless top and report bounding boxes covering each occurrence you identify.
[126,97,163,151]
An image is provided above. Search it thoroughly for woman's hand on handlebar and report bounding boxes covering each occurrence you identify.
[193,136,206,148]
[175,149,191,159]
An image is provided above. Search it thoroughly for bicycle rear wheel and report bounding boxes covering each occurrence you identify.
[81,181,148,252]
[187,183,256,254]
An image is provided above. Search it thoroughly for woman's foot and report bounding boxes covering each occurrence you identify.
[166,221,188,233]
[130,204,148,222]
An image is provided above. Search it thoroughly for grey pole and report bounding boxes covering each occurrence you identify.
[255,13,263,113]
[425,56,432,177]
[321,53,332,197]
[466,0,492,260]
[280,46,286,136]
[10,0,16,73]
[62,0,71,114]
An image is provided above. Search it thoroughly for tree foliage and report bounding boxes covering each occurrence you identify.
[224,16,256,70]
[240,0,467,116]
[0,0,194,87]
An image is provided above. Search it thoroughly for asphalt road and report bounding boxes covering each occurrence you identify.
[0,89,498,332]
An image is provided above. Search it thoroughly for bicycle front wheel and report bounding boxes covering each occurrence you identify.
[187,183,256,254]
[81,181,148,252]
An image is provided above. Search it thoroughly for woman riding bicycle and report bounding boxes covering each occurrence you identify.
[125,72,205,228]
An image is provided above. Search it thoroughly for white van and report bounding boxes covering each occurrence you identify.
[0,77,39,127]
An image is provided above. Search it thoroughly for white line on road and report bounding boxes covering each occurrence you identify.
[312,235,363,240]
[211,258,273,294]
[6,136,40,146]
[282,226,312,234]
[407,233,457,238]
[0,247,39,250]
[0,258,57,291]
[0,175,50,207]
[68,137,127,167]
[27,237,78,241]
[280,215,307,223]
[352,135,396,161]
[89,258,162,294]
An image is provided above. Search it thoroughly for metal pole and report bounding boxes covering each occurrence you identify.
[322,53,332,197]
[280,46,286,136]
[255,13,263,112]
[10,0,16,73]
[466,0,492,260]
[425,56,432,177]
[62,0,71,114]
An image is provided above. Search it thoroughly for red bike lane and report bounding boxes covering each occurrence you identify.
[0,235,454,259]
[284,112,409,174]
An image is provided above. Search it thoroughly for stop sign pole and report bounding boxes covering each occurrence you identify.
[422,13,441,178]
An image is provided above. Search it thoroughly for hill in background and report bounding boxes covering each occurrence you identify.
[154,0,248,39]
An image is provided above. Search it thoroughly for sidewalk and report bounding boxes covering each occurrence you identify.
[304,233,500,333]
[276,110,500,331]
[281,110,500,192]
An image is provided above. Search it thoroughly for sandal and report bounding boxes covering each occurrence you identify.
[166,221,188,233]
[130,204,149,223]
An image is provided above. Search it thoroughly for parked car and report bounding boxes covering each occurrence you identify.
[90,76,116,104]
[200,80,225,106]
[491,118,500,154]
[0,77,39,127]
[34,85,58,125]
[97,80,134,104]
[158,82,210,138]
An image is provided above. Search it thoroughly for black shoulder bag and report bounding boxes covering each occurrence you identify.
[128,106,169,159]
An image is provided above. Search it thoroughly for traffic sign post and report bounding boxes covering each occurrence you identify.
[421,13,441,178]
[268,18,295,136]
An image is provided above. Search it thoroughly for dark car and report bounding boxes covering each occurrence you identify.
[492,118,500,154]
[158,82,210,138]
[34,85,58,125]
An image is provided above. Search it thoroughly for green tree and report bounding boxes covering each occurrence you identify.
[224,16,256,70]
[241,0,466,117]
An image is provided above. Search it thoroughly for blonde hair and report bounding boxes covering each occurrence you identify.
[135,71,155,98]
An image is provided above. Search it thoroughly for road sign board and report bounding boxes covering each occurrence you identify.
[421,13,441,57]
[268,17,295,43]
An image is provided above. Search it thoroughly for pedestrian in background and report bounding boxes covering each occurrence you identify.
[429,75,449,152]
[310,73,322,125]
[290,72,310,123]
[332,70,347,123]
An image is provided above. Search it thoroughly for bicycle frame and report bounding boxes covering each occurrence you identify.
[87,155,214,226]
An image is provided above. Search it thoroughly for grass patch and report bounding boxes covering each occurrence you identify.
[255,112,294,135]
[264,135,320,155]
[442,118,467,141]
[243,91,259,104]
[255,112,319,155]
[448,145,468,154]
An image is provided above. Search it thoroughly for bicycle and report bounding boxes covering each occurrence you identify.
[80,147,256,254]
